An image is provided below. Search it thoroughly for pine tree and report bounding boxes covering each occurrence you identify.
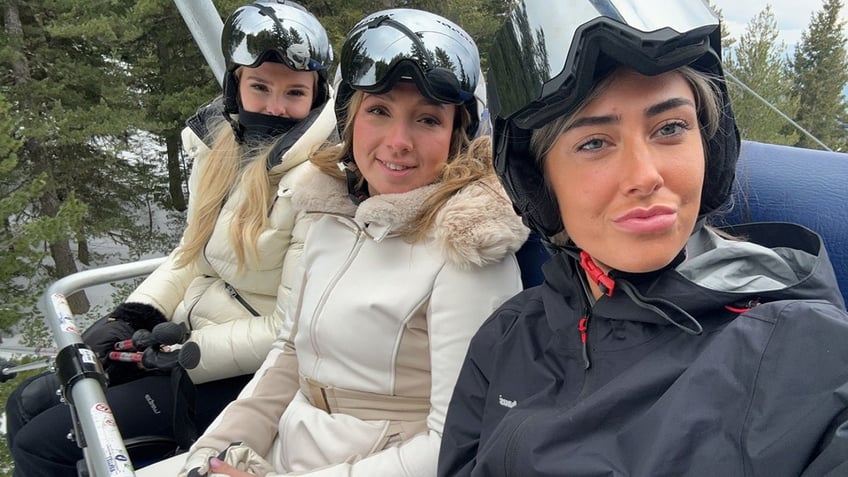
[128,0,244,213]
[724,5,800,145]
[790,0,848,151]
[1,1,179,339]
[0,91,85,340]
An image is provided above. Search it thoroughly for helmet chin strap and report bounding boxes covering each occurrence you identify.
[224,109,245,143]
[337,156,369,205]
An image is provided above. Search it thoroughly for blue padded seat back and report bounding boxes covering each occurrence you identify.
[515,231,549,288]
[717,140,848,301]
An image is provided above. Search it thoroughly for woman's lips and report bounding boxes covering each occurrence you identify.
[613,206,677,233]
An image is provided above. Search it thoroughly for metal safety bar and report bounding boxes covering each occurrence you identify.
[41,257,167,477]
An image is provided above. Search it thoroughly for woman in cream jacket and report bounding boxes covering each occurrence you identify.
[7,3,335,475]
[171,8,529,477]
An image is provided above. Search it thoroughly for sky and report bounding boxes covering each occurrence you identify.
[712,0,848,50]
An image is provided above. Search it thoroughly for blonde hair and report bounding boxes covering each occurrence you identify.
[174,118,287,269]
[309,89,492,241]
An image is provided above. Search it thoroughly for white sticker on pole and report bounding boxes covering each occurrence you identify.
[91,402,134,476]
[51,293,80,334]
[80,347,98,365]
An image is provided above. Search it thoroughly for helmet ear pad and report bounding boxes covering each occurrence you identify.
[223,70,240,115]
[700,76,740,216]
[313,69,330,110]
[494,119,564,237]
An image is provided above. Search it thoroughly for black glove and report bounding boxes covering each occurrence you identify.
[0,357,17,383]
[82,302,167,386]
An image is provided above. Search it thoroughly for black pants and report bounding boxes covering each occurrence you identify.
[7,372,251,477]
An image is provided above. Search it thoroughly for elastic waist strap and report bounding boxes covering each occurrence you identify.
[300,376,430,422]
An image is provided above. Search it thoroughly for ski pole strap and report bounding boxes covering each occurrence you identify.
[55,343,107,404]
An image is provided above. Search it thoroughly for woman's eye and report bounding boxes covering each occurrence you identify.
[656,121,690,137]
[250,83,270,93]
[288,90,307,97]
[419,116,441,126]
[578,137,605,151]
[366,106,387,116]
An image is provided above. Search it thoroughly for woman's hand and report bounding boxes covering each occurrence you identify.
[208,457,257,477]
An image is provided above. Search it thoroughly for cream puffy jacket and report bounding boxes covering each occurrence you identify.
[189,165,529,475]
[125,102,336,384]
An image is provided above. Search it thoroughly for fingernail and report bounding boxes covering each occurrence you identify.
[209,457,223,469]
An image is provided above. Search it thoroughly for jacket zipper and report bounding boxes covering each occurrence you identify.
[308,215,365,375]
[224,282,261,316]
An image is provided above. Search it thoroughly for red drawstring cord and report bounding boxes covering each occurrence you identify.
[578,317,588,344]
[579,251,615,297]
[578,317,590,369]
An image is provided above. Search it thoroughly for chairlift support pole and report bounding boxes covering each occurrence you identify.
[174,0,226,86]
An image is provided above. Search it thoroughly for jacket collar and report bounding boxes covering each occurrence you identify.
[543,221,845,330]
[292,165,529,268]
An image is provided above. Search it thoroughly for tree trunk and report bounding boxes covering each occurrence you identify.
[40,190,90,314]
[77,236,90,266]
[166,131,187,211]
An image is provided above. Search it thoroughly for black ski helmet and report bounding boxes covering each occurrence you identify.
[335,8,483,139]
[488,0,740,239]
[221,0,333,115]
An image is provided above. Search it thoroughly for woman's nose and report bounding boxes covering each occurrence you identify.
[621,140,664,196]
[386,120,413,153]
[264,97,288,117]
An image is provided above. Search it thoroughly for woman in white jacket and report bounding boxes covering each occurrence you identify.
[168,8,529,477]
[6,2,336,475]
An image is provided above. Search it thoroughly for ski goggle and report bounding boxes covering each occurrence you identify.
[488,0,719,129]
[222,1,332,72]
[340,9,480,105]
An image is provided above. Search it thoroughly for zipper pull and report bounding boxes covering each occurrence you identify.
[224,282,237,297]
[578,317,591,369]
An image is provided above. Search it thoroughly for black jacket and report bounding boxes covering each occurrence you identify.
[439,222,848,477]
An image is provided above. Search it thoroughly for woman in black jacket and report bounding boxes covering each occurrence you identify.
[438,1,848,476]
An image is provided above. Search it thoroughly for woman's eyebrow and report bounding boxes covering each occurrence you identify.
[566,97,695,132]
[645,97,695,118]
[566,114,619,132]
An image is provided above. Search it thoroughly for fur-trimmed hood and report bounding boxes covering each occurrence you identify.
[292,165,529,268]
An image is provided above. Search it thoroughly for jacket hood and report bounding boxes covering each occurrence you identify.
[292,165,529,268]
[545,221,845,331]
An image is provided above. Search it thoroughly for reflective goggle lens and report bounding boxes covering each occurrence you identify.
[489,0,718,125]
[341,10,480,104]
[223,3,331,71]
